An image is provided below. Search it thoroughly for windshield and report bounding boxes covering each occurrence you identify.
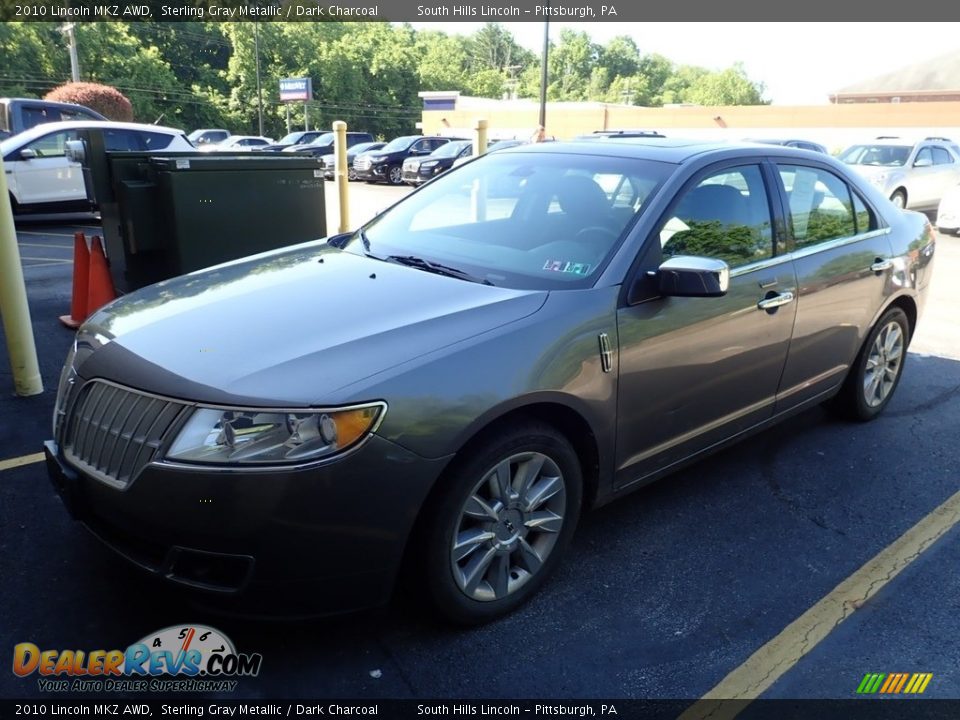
[381,135,419,152]
[343,151,672,290]
[430,141,471,159]
[278,132,307,144]
[307,132,334,147]
[839,144,911,167]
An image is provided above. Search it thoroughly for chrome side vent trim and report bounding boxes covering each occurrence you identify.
[598,333,613,373]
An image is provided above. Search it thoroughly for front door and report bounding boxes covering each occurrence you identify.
[11,129,84,205]
[615,162,797,487]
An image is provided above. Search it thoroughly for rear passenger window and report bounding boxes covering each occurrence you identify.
[853,193,875,234]
[933,147,954,165]
[659,165,773,268]
[778,165,855,248]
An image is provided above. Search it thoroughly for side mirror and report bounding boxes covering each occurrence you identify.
[19,148,37,160]
[914,156,933,168]
[656,256,730,297]
[325,232,353,248]
[65,139,86,164]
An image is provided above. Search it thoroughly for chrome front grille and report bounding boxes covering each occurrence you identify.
[354,156,371,171]
[63,381,188,489]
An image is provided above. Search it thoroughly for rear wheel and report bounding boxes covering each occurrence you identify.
[418,422,582,624]
[890,189,906,209]
[830,307,909,421]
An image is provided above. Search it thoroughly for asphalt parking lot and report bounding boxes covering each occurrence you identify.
[1,192,959,707]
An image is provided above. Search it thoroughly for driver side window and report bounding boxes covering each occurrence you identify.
[659,165,774,268]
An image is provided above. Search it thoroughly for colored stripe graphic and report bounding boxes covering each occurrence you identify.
[857,672,932,694]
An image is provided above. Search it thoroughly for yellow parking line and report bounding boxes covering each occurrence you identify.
[678,487,960,720]
[0,452,45,473]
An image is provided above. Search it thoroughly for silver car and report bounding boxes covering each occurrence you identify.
[839,136,960,210]
[45,139,936,624]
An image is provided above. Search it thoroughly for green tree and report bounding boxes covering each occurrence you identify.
[683,63,768,106]
[0,23,63,97]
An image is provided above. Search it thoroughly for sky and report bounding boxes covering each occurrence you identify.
[409,22,960,105]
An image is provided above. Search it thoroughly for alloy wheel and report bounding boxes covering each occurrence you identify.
[450,452,566,602]
[863,320,904,407]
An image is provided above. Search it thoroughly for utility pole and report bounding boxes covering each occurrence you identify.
[539,15,549,129]
[61,23,80,82]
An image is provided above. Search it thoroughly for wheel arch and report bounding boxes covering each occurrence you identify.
[397,397,604,592]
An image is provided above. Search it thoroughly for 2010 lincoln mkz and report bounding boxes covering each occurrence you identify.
[46,139,935,624]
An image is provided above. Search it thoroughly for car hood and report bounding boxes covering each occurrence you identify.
[78,243,547,406]
[847,164,902,182]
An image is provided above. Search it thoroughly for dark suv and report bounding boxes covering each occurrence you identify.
[284,131,374,158]
[354,135,459,185]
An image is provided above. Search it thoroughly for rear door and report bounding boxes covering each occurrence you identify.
[615,161,798,486]
[771,160,894,410]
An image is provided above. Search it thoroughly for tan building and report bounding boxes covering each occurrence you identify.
[830,49,960,104]
[419,91,960,153]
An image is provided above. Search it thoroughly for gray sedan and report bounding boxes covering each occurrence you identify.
[45,139,935,624]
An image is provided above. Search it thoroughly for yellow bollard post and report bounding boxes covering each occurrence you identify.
[470,119,489,223]
[0,155,43,397]
[473,118,489,158]
[333,120,350,234]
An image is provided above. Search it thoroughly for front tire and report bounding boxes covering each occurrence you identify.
[890,190,906,209]
[387,165,404,186]
[419,422,582,625]
[831,307,909,421]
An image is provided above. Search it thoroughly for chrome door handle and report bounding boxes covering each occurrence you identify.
[870,259,893,273]
[757,291,795,310]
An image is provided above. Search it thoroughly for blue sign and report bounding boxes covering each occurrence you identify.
[279,77,312,102]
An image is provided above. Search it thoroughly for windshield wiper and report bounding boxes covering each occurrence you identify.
[385,255,494,286]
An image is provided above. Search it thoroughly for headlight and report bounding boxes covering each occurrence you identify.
[420,160,439,169]
[166,403,384,465]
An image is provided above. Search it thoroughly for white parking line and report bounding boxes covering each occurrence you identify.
[21,258,72,266]
[18,242,74,249]
[15,230,77,238]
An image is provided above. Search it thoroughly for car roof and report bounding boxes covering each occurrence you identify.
[504,137,790,164]
[1,120,186,149]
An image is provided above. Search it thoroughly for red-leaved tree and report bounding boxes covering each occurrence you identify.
[44,82,134,122]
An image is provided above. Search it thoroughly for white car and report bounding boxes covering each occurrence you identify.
[197,135,274,152]
[838,136,960,210]
[2,120,192,213]
[936,183,960,234]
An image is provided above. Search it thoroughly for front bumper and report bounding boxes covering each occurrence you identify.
[45,435,448,615]
[353,164,387,182]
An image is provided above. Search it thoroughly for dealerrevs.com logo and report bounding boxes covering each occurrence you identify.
[13,624,262,693]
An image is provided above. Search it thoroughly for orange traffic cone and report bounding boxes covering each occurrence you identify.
[59,233,90,329]
[86,236,117,316]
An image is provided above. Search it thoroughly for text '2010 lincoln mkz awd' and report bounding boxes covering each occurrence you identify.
[46,138,935,624]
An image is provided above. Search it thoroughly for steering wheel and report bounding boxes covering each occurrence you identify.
[575,225,619,249]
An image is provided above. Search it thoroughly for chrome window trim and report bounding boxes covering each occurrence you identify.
[787,227,892,262]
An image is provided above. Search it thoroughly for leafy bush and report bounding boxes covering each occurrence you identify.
[44,82,133,122]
